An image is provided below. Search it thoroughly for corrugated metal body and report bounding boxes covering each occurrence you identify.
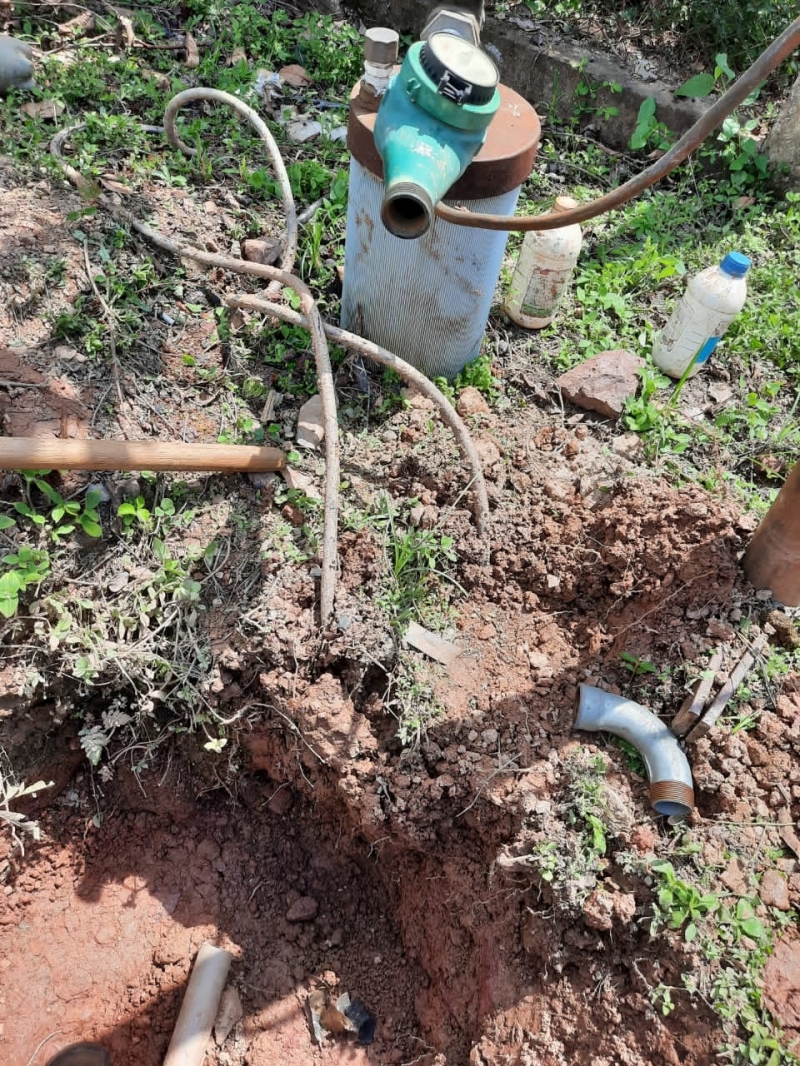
[341,158,520,380]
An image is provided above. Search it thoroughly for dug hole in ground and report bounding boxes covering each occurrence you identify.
[3,385,800,1066]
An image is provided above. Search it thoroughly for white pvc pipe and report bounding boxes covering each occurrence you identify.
[162,942,233,1066]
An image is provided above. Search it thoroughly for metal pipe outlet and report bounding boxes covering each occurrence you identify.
[574,684,694,819]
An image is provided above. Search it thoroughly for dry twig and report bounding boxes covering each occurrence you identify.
[671,647,724,737]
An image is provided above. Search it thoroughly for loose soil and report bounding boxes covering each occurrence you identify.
[1,38,799,1066]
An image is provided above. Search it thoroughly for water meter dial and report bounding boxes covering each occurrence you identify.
[419,32,498,105]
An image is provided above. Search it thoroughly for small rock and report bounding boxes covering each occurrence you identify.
[456,386,490,416]
[267,787,293,816]
[287,118,322,143]
[612,892,637,924]
[528,651,553,678]
[721,856,750,896]
[249,471,278,490]
[279,63,312,87]
[286,896,319,922]
[630,825,656,854]
[707,618,736,642]
[563,438,580,458]
[281,467,320,499]
[543,478,573,502]
[20,99,64,120]
[759,869,791,911]
[203,200,219,215]
[583,889,614,931]
[409,503,426,528]
[400,387,435,410]
[241,238,282,266]
[558,349,644,419]
[763,935,800,1032]
[477,623,496,640]
[708,381,734,405]
[296,394,325,448]
[764,610,800,651]
[54,344,80,360]
[610,433,644,461]
[474,437,501,468]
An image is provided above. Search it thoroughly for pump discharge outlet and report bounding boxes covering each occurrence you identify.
[341,23,540,380]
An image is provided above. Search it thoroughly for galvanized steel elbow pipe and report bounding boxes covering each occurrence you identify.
[574,684,694,819]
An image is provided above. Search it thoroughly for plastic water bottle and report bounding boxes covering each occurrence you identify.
[652,252,751,379]
[504,196,582,329]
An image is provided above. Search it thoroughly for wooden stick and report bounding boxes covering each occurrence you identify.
[0,438,286,473]
[685,650,755,742]
[672,648,724,737]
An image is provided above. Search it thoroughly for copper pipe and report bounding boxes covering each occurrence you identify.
[0,438,286,473]
[435,16,800,231]
[744,460,800,606]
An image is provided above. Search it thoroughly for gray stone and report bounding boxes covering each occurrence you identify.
[296,394,325,449]
[241,238,282,265]
[286,895,319,922]
[764,74,800,192]
[558,349,644,418]
[287,118,322,144]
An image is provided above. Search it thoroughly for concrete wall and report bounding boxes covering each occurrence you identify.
[764,74,800,192]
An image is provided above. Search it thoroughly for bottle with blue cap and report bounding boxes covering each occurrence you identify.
[652,251,751,379]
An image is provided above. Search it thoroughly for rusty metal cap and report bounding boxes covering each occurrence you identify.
[364,27,399,66]
[347,81,540,201]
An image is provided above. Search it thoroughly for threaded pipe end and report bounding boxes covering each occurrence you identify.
[650,780,694,819]
[381,182,434,239]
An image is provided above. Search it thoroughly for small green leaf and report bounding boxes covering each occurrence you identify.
[637,96,656,123]
[80,517,103,538]
[0,570,23,596]
[714,53,735,80]
[0,594,19,618]
[675,73,716,98]
[739,916,765,939]
[0,515,15,530]
[685,922,697,942]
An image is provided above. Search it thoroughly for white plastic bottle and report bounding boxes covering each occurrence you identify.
[504,196,582,329]
[652,252,751,379]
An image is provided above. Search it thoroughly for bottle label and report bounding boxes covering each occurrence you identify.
[695,337,720,365]
[518,268,572,318]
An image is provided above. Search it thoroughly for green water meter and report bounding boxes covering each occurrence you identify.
[374,32,500,238]
[418,32,499,107]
